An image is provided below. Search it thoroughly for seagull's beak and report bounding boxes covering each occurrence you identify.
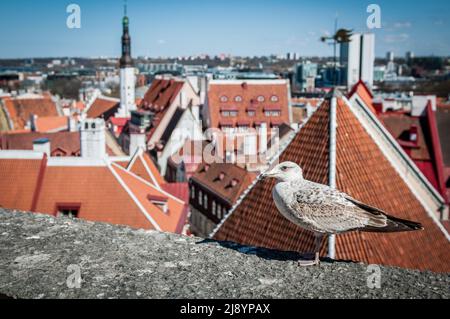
[261,169,277,180]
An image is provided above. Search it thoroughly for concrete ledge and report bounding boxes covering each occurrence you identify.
[0,209,448,299]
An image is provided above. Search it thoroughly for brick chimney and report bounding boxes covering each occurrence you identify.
[81,119,106,158]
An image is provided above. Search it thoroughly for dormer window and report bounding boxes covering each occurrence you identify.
[219,172,226,180]
[56,204,81,219]
[220,95,228,103]
[231,179,239,187]
[147,195,169,214]
[271,95,279,102]
[257,95,265,102]
[235,95,243,102]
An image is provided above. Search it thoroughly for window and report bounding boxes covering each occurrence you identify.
[222,111,230,117]
[191,186,195,199]
[257,95,265,102]
[199,190,203,205]
[271,95,279,102]
[229,111,238,117]
[56,204,80,219]
[265,111,281,117]
[217,204,222,218]
[247,111,255,117]
[204,194,208,209]
[220,95,228,103]
[235,95,243,102]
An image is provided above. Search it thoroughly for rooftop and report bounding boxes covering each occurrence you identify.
[0,209,448,299]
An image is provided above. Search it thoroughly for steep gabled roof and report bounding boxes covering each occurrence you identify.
[0,153,187,233]
[213,95,450,273]
[141,78,184,110]
[347,80,376,114]
[86,96,120,119]
[191,163,257,205]
[127,148,165,187]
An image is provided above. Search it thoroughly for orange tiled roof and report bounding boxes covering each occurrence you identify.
[208,80,291,129]
[347,80,377,114]
[34,116,68,132]
[0,157,45,211]
[191,163,257,205]
[141,78,184,110]
[1,95,59,130]
[128,149,165,187]
[213,95,450,273]
[86,97,120,119]
[0,131,81,156]
[0,156,187,233]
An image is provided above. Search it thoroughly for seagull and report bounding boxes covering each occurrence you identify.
[262,162,423,266]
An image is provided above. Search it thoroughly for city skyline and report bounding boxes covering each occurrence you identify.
[0,0,449,59]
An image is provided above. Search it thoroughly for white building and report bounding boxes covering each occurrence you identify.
[340,33,375,89]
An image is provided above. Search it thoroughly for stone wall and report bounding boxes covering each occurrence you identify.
[0,209,448,299]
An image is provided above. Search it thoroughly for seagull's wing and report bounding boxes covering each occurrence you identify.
[289,181,422,233]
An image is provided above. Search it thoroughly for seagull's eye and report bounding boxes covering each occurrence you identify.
[281,166,288,171]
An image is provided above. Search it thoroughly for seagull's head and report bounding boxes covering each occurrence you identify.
[262,162,303,182]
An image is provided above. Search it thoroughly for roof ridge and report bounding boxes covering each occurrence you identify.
[107,162,162,231]
[112,162,185,205]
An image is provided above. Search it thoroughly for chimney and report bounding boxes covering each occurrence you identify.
[258,123,268,154]
[33,138,51,156]
[410,125,419,145]
[29,114,38,132]
[129,133,146,156]
[81,119,106,158]
[68,117,77,132]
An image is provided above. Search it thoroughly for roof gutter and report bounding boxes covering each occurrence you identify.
[328,95,337,259]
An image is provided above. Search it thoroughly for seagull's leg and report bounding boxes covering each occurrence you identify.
[297,233,323,267]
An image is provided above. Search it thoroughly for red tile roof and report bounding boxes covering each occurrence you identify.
[0,131,81,156]
[213,95,450,273]
[128,149,166,187]
[141,79,184,111]
[86,97,120,119]
[34,116,68,132]
[347,80,376,114]
[138,79,185,141]
[207,80,291,129]
[191,163,257,205]
[1,95,59,130]
[0,155,187,233]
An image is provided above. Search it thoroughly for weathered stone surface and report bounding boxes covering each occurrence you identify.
[0,209,448,299]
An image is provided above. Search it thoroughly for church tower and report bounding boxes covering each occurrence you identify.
[117,3,137,117]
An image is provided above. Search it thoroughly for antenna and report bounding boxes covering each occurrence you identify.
[124,0,128,16]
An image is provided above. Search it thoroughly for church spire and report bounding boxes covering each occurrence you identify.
[120,0,133,68]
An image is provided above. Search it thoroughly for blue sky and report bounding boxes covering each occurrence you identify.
[0,0,449,58]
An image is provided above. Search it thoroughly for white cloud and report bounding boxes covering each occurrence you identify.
[384,33,409,43]
[393,22,412,28]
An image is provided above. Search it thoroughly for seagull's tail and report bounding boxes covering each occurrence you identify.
[363,214,424,233]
